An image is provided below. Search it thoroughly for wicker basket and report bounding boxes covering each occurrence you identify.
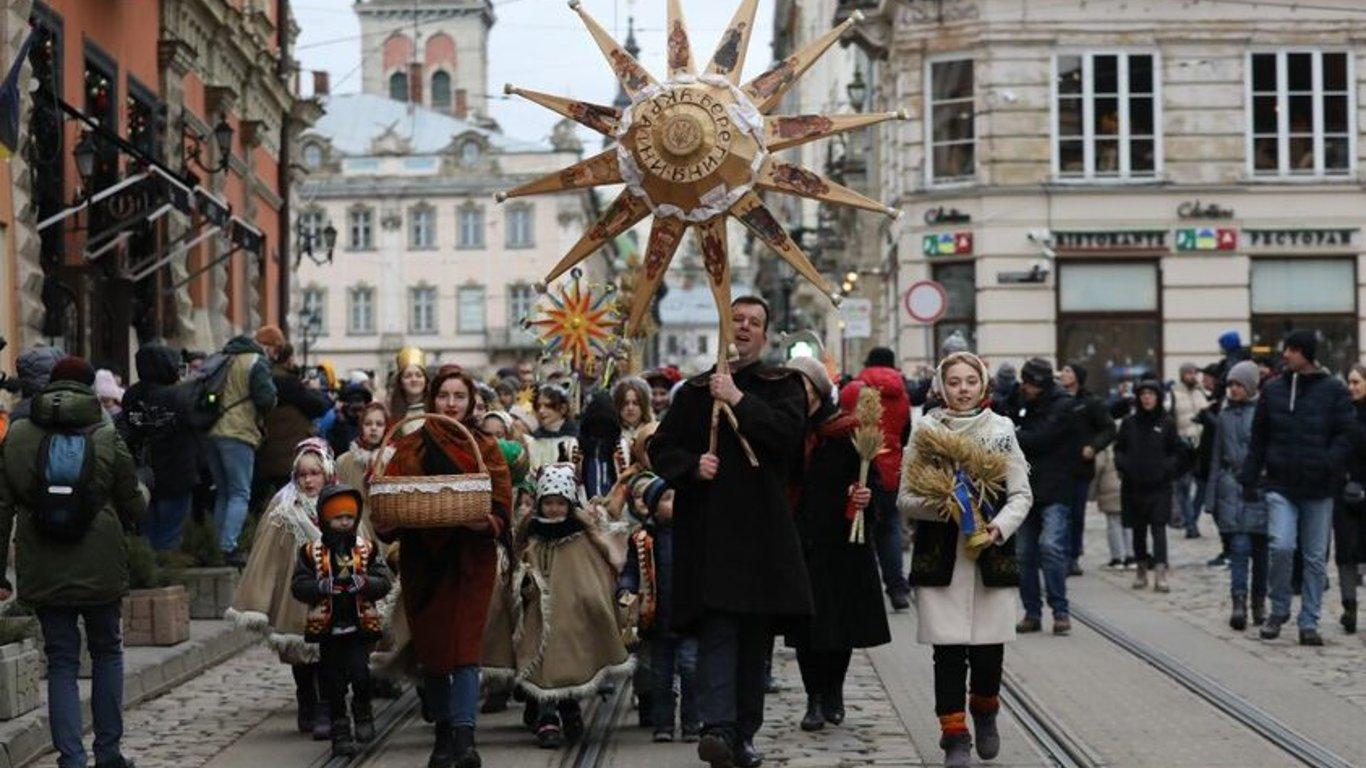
[368,413,492,530]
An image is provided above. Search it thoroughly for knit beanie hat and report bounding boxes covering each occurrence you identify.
[49,356,95,386]
[1226,360,1261,395]
[318,485,362,523]
[536,462,580,508]
[94,369,123,401]
[254,324,286,348]
[940,330,970,356]
[1020,357,1054,388]
[786,355,833,401]
[993,362,1017,388]
[864,347,896,369]
[1218,330,1243,354]
[1283,329,1317,362]
[1179,362,1200,376]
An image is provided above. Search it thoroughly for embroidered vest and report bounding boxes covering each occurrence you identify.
[304,538,384,641]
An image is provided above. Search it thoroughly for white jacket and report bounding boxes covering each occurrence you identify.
[897,409,1032,646]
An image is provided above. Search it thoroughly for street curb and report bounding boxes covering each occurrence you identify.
[0,619,257,768]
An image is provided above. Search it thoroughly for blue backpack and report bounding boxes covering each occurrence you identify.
[32,425,104,541]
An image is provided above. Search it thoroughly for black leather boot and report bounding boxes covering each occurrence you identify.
[821,688,845,725]
[799,694,824,731]
[331,717,357,758]
[452,725,481,768]
[1342,600,1358,634]
[1230,592,1248,631]
[428,721,456,768]
[352,698,375,743]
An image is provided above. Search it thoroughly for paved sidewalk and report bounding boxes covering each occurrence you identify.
[1082,506,1366,713]
[1,620,257,768]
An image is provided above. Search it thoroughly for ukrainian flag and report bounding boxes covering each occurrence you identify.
[1195,228,1217,250]
[0,31,33,160]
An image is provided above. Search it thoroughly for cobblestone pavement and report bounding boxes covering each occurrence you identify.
[1082,506,1366,713]
[120,645,295,768]
[746,645,920,767]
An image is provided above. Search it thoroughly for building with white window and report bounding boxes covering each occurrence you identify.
[850,0,1366,390]
[293,90,593,376]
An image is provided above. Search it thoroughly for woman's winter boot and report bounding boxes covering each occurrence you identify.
[428,721,456,768]
[1229,593,1248,631]
[969,695,1001,760]
[1153,564,1170,593]
[311,710,332,741]
[1131,563,1149,589]
[353,699,375,743]
[452,725,481,768]
[331,717,357,758]
[822,688,845,725]
[800,694,825,731]
[1342,601,1358,634]
[939,713,972,768]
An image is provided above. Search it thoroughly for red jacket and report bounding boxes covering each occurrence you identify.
[849,366,912,492]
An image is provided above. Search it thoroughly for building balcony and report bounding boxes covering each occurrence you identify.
[487,325,539,352]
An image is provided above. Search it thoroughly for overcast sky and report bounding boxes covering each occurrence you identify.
[293,0,778,145]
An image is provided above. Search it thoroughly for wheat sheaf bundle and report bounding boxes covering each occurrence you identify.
[847,387,885,543]
[902,426,1009,523]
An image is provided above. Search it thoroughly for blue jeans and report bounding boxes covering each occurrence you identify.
[37,603,124,768]
[869,487,908,595]
[1175,473,1199,533]
[650,635,699,731]
[145,493,192,551]
[425,666,480,727]
[205,436,256,552]
[1068,478,1090,564]
[1017,503,1071,620]
[1266,493,1333,629]
[1229,533,1269,602]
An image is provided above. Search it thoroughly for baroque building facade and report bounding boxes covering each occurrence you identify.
[2,0,311,378]
[846,0,1366,390]
[293,0,596,378]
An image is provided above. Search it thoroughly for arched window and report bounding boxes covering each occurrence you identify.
[389,71,409,102]
[431,71,452,111]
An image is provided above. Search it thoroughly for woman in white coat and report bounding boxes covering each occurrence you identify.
[897,352,1032,768]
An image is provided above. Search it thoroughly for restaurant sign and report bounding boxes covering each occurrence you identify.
[1053,230,1167,253]
[1243,229,1358,249]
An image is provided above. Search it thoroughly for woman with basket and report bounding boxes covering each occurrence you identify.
[896,352,1032,768]
[369,365,512,768]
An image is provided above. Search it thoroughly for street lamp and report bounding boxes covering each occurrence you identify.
[299,307,322,367]
[846,68,867,113]
[183,115,233,175]
[295,219,338,267]
[73,131,96,189]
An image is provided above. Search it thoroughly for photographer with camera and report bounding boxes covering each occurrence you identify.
[122,344,201,551]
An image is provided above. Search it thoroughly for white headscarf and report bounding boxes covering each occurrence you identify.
[267,438,337,547]
[932,351,992,414]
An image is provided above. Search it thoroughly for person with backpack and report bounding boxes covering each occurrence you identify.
[204,328,280,567]
[0,356,147,768]
[121,344,200,551]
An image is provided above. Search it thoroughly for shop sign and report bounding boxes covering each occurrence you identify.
[922,231,973,256]
[923,206,971,225]
[1175,228,1237,252]
[1054,230,1167,253]
[1244,228,1358,249]
[839,297,873,339]
[1177,200,1234,220]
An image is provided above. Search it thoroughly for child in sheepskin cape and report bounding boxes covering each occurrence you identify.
[513,462,632,748]
[226,437,334,736]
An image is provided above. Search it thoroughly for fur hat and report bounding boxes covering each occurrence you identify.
[254,325,286,348]
[536,462,580,507]
[627,471,668,523]
[50,356,95,386]
[1226,360,1260,396]
[786,355,833,401]
[1020,357,1054,388]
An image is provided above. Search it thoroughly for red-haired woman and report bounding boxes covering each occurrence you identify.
[377,365,511,768]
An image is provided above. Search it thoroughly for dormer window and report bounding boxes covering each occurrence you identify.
[460,140,481,168]
[302,142,323,170]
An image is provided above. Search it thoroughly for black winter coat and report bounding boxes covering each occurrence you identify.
[787,408,891,652]
[649,362,814,630]
[120,345,200,497]
[1116,406,1181,525]
[1016,385,1079,508]
[1069,389,1117,480]
[1240,368,1354,500]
